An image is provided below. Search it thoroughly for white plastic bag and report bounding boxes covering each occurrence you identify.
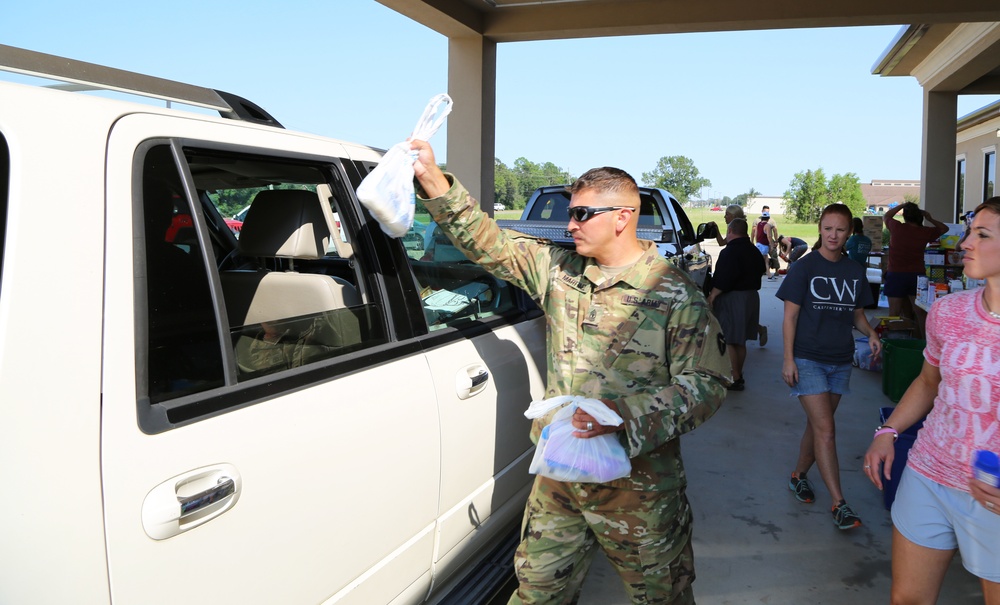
[525,396,631,483]
[356,94,453,238]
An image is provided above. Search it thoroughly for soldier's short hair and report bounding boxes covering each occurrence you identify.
[568,167,639,201]
[725,204,745,220]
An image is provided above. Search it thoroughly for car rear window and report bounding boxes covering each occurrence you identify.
[526,191,569,221]
[527,189,668,228]
[135,142,394,429]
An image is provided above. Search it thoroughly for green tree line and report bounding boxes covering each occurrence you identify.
[208,156,873,226]
[494,157,574,210]
[783,169,867,223]
[492,154,717,209]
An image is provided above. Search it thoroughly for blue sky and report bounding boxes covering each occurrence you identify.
[3,1,997,197]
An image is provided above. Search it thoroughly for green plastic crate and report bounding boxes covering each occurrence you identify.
[881,339,926,403]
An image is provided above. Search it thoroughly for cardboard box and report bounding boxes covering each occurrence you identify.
[863,216,883,251]
[875,316,916,339]
[938,223,964,249]
[924,250,945,265]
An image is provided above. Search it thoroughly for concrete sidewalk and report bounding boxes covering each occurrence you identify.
[578,275,984,604]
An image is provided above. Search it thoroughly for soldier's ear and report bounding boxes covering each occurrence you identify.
[615,207,636,231]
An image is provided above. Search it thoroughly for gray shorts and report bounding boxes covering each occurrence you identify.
[713,290,760,344]
[893,468,1000,582]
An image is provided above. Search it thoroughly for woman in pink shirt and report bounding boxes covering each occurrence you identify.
[865,197,1000,604]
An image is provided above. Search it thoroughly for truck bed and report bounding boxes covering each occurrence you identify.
[496,219,671,245]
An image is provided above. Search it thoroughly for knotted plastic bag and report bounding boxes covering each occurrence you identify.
[525,396,631,483]
[356,94,453,238]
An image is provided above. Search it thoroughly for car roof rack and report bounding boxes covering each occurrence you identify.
[0,44,283,128]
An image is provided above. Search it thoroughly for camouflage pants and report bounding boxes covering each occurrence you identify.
[507,476,695,605]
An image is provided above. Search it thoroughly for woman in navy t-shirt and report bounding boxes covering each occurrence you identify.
[776,204,881,531]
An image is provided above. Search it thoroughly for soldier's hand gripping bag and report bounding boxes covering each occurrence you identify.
[525,396,631,483]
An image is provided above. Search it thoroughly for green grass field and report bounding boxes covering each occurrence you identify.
[685,208,819,242]
[435,208,822,244]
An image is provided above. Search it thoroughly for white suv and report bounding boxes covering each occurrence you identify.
[0,45,545,605]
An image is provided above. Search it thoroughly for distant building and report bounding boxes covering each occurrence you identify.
[860,180,921,214]
[956,99,999,222]
[745,196,786,215]
[744,182,920,218]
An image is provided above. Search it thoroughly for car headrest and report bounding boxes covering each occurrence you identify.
[238,189,331,259]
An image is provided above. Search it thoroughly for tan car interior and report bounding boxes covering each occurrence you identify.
[221,188,362,375]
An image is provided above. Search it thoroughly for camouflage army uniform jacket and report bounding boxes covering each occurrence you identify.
[420,175,732,492]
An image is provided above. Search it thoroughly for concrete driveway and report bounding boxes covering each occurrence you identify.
[575,275,983,604]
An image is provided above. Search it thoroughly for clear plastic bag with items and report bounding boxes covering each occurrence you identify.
[356,94,452,238]
[525,396,631,483]
[853,336,881,371]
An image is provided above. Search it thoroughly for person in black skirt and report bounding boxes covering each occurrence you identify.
[707,218,765,391]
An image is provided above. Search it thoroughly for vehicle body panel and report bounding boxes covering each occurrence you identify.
[0,74,545,605]
[0,80,114,605]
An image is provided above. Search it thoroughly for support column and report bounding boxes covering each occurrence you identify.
[447,35,497,212]
[920,90,958,220]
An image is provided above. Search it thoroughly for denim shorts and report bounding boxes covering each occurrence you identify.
[892,468,1000,582]
[790,357,852,397]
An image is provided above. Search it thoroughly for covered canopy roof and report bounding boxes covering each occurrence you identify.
[378,1,1000,44]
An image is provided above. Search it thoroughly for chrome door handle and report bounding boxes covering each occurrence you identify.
[179,476,236,517]
[143,464,242,540]
[470,370,489,387]
[456,365,490,400]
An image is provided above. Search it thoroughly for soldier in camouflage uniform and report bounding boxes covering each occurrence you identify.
[411,140,732,605]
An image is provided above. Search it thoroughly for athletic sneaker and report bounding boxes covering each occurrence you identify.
[788,472,815,503]
[758,325,768,347]
[832,500,862,530]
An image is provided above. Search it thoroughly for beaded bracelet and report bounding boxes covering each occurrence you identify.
[874,425,899,442]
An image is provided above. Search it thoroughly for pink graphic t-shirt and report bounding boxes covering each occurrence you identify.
[907,289,1000,491]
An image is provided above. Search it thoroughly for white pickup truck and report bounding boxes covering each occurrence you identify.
[0,45,546,605]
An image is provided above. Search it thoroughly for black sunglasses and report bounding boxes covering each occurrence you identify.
[566,206,635,222]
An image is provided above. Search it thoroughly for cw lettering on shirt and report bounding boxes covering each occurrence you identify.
[809,277,862,303]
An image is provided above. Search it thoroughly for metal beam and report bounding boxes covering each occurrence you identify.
[482,0,1000,42]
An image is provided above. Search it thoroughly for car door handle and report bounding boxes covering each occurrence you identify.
[470,371,488,387]
[179,476,236,517]
[456,365,489,400]
[142,464,242,540]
